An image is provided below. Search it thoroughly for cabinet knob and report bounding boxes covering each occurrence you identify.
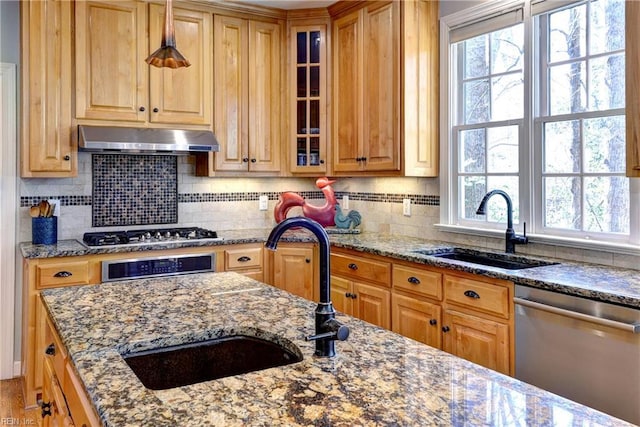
[347,263,358,270]
[237,256,251,262]
[407,276,421,285]
[320,160,325,164]
[442,326,450,333]
[250,158,257,163]
[305,258,311,263]
[153,107,159,113]
[54,271,72,278]
[45,343,55,356]
[242,157,249,163]
[139,106,145,112]
[429,319,437,326]
[63,155,70,161]
[463,290,480,299]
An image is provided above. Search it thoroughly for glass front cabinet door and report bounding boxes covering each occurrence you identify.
[290,26,327,173]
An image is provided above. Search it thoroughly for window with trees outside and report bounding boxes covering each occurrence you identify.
[441,0,631,247]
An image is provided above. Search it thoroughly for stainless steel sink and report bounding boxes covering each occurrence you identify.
[122,335,303,390]
[413,248,559,270]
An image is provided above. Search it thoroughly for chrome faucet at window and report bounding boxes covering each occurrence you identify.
[476,190,528,254]
[266,217,349,357]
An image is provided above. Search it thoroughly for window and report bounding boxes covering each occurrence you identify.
[441,0,630,246]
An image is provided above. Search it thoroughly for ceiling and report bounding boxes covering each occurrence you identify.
[232,0,337,9]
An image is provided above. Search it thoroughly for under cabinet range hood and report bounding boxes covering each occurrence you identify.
[78,125,219,154]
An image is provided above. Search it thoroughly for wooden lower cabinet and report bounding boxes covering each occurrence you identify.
[270,243,317,301]
[330,275,390,329]
[442,309,510,375]
[391,293,441,348]
[42,304,100,427]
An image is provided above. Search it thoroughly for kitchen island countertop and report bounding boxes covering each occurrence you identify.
[22,229,640,308]
[41,272,632,426]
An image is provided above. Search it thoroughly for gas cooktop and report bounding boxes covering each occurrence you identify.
[83,227,221,247]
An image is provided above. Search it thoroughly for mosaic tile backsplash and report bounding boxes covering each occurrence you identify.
[92,154,178,227]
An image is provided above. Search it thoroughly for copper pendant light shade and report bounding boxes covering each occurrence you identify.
[146,0,190,68]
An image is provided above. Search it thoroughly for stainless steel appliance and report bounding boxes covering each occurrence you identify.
[515,285,640,424]
[83,227,221,247]
[102,252,216,282]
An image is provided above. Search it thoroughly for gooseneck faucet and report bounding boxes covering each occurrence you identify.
[266,217,349,357]
[476,189,528,254]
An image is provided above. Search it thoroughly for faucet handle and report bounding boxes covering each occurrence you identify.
[306,318,350,342]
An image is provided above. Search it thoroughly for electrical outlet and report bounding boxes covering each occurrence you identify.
[342,195,349,210]
[403,198,411,216]
[259,195,269,211]
[48,199,61,217]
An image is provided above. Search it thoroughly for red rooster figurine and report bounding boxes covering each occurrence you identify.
[274,177,337,227]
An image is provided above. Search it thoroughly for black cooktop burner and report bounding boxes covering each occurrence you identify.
[83,227,219,247]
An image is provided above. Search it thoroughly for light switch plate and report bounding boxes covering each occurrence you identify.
[342,195,349,210]
[259,195,269,211]
[403,199,411,216]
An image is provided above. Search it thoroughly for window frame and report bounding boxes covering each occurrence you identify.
[438,0,639,253]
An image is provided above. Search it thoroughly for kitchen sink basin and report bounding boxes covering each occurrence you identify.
[413,248,559,270]
[122,335,303,390]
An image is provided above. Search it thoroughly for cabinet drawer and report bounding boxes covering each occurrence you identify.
[331,252,391,287]
[444,275,510,319]
[44,318,67,383]
[225,247,263,270]
[64,362,101,427]
[393,265,442,300]
[37,261,90,288]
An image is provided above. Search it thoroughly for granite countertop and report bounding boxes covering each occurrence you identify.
[21,229,640,308]
[41,272,632,427]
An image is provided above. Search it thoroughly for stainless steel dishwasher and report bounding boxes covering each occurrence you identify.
[514,285,640,425]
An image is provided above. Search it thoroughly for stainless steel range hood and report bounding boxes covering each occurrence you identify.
[78,125,219,154]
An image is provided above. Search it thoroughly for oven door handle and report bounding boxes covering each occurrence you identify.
[514,297,640,333]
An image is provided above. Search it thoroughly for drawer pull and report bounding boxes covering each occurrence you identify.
[45,343,56,356]
[237,256,252,263]
[464,290,480,299]
[429,319,437,326]
[347,263,358,270]
[54,271,72,278]
[41,401,52,417]
[407,276,421,285]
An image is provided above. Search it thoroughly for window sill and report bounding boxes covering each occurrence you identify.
[433,223,640,257]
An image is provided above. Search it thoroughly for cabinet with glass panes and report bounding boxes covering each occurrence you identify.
[290,26,327,173]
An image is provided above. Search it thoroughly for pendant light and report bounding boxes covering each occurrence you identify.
[145,0,190,68]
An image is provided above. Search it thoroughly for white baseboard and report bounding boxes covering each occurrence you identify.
[13,361,21,377]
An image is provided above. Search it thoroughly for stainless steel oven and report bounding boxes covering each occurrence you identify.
[102,253,216,282]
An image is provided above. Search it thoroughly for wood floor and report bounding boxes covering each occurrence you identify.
[0,378,41,426]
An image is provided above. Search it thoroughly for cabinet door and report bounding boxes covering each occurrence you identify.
[332,10,362,172]
[362,1,400,171]
[330,275,352,315]
[149,5,212,125]
[626,1,640,177]
[75,1,147,122]
[272,245,315,301]
[353,282,390,329]
[214,15,248,171]
[21,0,75,176]
[248,20,282,172]
[392,293,441,348]
[442,309,510,375]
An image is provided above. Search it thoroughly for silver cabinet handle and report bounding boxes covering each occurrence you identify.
[514,297,640,333]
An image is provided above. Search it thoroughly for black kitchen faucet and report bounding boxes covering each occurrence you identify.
[476,189,528,254]
[266,217,349,357]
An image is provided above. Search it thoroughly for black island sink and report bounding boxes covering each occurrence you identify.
[413,248,559,270]
[122,335,303,390]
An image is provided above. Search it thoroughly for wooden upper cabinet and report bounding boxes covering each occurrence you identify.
[21,0,75,177]
[626,1,640,177]
[332,2,400,174]
[75,1,212,126]
[75,1,147,122]
[148,4,212,126]
[199,15,283,175]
